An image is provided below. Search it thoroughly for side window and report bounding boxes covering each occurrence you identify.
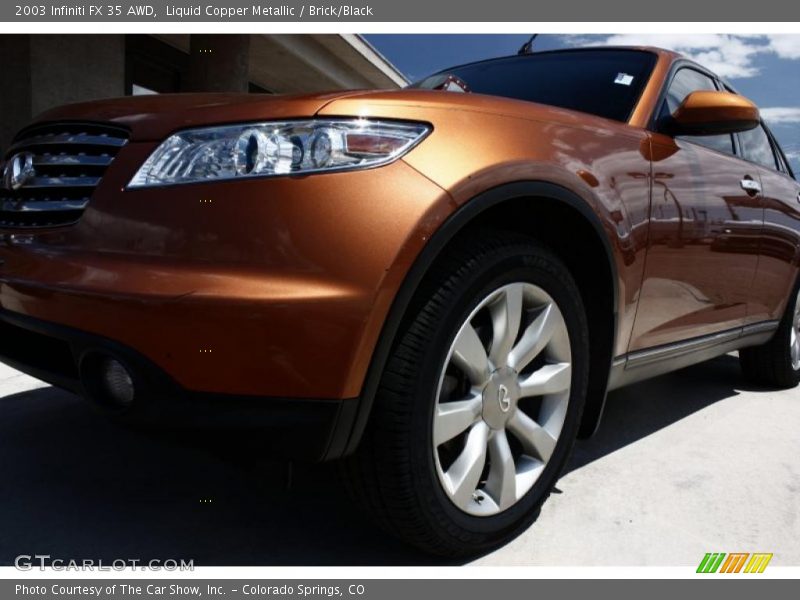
[773,143,789,174]
[660,68,735,156]
[739,124,778,170]
[765,127,793,177]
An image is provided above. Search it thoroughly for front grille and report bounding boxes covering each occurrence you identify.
[1,122,129,228]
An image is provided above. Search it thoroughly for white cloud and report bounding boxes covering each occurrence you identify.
[565,34,800,80]
[784,151,800,173]
[779,142,800,171]
[760,107,800,125]
[768,35,800,60]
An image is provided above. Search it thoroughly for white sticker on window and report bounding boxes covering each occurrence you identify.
[614,73,634,86]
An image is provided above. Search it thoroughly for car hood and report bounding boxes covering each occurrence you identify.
[29,88,620,143]
[28,91,369,142]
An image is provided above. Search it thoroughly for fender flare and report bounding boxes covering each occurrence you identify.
[326,180,620,459]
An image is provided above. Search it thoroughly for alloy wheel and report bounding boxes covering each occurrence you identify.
[432,282,572,516]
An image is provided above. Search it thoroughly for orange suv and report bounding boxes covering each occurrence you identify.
[1,47,799,556]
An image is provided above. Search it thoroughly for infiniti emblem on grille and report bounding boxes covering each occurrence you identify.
[4,152,35,190]
[497,384,511,412]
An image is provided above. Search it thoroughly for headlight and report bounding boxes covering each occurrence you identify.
[128,119,431,188]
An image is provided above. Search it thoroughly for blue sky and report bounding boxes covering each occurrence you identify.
[365,34,800,173]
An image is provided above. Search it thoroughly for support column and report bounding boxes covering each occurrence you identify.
[185,34,251,93]
[0,35,32,153]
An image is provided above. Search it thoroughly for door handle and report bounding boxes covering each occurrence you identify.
[740,178,761,194]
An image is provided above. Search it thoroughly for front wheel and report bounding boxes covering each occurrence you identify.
[341,232,590,556]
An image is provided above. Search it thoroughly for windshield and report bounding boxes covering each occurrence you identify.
[412,49,657,122]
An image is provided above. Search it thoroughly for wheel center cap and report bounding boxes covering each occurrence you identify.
[481,366,520,430]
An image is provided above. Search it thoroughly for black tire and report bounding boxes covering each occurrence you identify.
[341,230,590,557]
[739,281,800,389]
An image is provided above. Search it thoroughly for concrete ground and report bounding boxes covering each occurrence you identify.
[0,354,798,567]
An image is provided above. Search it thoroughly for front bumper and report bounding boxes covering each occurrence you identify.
[0,144,455,459]
[0,146,453,399]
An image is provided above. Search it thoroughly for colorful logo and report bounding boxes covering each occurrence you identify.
[697,553,773,573]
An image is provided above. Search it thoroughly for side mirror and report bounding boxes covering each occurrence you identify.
[666,90,760,136]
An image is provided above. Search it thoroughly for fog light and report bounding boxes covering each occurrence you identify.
[99,357,135,407]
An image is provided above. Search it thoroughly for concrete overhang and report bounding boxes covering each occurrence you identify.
[154,33,408,93]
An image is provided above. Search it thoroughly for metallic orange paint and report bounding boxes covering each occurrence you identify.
[671,90,760,133]
[1,46,799,411]
[0,153,451,398]
[628,131,764,350]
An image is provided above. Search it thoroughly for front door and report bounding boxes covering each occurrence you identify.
[629,67,763,351]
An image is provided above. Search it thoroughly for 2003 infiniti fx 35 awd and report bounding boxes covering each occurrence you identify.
[1,46,799,556]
